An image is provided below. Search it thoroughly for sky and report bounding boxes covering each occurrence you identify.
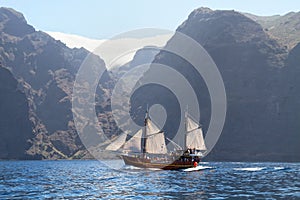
[0,0,299,39]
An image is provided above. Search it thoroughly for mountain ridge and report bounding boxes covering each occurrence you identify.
[243,10,300,49]
[0,7,299,161]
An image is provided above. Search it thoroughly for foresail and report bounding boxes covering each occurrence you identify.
[186,116,207,150]
[123,129,142,153]
[105,133,127,151]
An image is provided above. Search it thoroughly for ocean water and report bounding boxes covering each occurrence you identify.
[0,160,299,199]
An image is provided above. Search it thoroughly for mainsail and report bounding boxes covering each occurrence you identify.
[105,115,168,154]
[186,115,207,150]
[105,111,206,155]
[145,118,168,154]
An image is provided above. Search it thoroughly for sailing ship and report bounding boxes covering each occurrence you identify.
[105,110,207,170]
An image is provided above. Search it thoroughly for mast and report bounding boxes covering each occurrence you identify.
[142,106,149,155]
[183,106,188,151]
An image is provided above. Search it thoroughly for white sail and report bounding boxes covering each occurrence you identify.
[145,119,168,154]
[186,116,207,150]
[146,132,168,154]
[146,118,161,137]
[123,129,142,153]
[105,133,127,151]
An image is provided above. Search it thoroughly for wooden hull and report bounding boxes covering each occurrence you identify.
[121,155,196,170]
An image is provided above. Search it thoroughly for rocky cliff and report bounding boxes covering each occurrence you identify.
[129,8,300,161]
[1,7,300,161]
[0,7,114,159]
[0,67,33,159]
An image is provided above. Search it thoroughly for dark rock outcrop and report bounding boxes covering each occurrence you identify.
[0,67,33,159]
[129,8,299,161]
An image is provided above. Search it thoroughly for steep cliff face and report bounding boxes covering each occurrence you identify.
[0,7,299,161]
[0,67,33,159]
[0,7,112,159]
[130,8,299,161]
[277,43,300,160]
[176,8,289,161]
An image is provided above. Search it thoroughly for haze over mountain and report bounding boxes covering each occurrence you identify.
[47,30,172,69]
[0,7,299,161]
[46,31,105,52]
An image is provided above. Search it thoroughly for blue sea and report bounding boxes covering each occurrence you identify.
[0,160,299,199]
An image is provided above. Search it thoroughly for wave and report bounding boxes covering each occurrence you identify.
[183,165,213,172]
[233,167,266,171]
[273,167,287,171]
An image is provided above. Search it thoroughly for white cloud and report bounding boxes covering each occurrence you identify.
[94,34,173,69]
[46,31,105,52]
[46,31,173,69]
